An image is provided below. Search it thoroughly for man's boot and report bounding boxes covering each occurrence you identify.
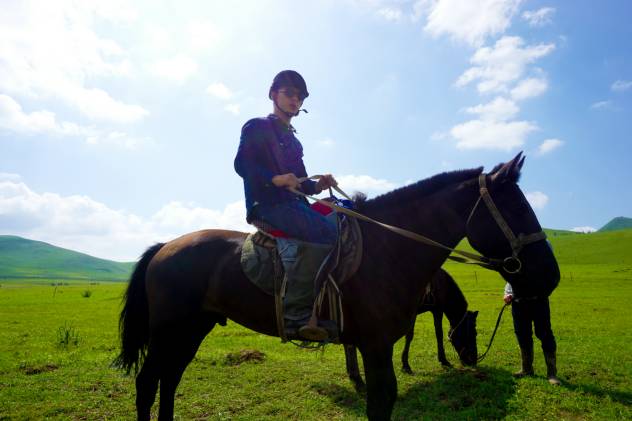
[513,346,534,378]
[544,351,561,385]
[283,242,333,341]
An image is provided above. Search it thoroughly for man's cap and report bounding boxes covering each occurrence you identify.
[269,70,309,100]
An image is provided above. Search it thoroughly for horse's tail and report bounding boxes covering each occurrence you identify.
[112,242,165,374]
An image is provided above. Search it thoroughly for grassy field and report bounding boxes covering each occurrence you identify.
[1,233,631,420]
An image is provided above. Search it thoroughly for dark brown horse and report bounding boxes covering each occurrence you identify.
[343,268,478,392]
[343,268,477,392]
[115,153,560,420]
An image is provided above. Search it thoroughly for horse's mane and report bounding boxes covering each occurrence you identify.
[355,167,484,212]
[442,271,467,307]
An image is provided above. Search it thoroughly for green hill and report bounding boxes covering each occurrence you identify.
[548,229,632,265]
[599,216,632,232]
[450,228,632,266]
[0,235,134,281]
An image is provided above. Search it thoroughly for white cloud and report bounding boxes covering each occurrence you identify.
[0,173,22,182]
[465,97,519,121]
[336,174,398,196]
[591,100,612,110]
[187,20,221,51]
[0,95,151,149]
[151,54,199,83]
[525,191,548,210]
[537,138,563,155]
[207,83,234,100]
[423,0,521,47]
[456,36,555,94]
[208,83,241,115]
[66,87,148,123]
[510,77,548,100]
[0,94,93,137]
[85,131,154,150]
[522,7,555,26]
[430,131,448,141]
[571,226,596,233]
[611,80,632,92]
[0,1,147,123]
[0,177,252,261]
[449,118,537,151]
[224,104,240,115]
[318,138,336,148]
[377,7,403,21]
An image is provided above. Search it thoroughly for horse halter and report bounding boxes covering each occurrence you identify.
[466,174,547,274]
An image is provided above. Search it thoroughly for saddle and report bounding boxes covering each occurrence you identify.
[240,199,363,341]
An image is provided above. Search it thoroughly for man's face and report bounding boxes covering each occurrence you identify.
[273,86,305,114]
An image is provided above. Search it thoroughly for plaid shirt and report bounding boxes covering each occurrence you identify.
[234,114,317,221]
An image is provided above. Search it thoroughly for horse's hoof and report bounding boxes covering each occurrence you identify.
[401,366,414,375]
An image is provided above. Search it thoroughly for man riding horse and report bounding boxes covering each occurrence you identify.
[234,70,338,342]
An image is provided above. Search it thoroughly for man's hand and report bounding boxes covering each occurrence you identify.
[503,294,513,304]
[272,173,301,190]
[315,174,338,193]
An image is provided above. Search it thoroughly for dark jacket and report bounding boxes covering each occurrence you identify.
[234,114,318,221]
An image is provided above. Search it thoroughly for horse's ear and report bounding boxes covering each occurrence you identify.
[491,151,523,183]
[517,155,526,171]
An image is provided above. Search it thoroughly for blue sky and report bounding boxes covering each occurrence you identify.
[1,0,631,261]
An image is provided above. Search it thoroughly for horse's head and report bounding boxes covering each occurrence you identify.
[465,152,560,295]
[448,310,478,366]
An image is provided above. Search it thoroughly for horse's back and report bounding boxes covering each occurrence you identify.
[145,229,248,328]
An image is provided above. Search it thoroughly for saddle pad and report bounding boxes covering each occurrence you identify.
[241,212,363,296]
[240,232,279,295]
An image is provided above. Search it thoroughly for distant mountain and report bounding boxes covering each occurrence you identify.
[0,235,134,281]
[599,217,632,232]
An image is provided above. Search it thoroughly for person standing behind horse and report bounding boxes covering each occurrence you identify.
[503,278,561,385]
[234,70,338,342]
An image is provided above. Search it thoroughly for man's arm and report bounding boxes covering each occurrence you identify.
[234,120,277,185]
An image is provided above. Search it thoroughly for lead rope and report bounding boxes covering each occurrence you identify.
[476,303,510,363]
[290,176,501,271]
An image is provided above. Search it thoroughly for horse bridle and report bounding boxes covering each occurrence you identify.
[447,311,469,343]
[466,174,547,274]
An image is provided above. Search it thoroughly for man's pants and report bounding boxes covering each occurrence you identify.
[512,297,557,353]
[253,200,337,321]
[253,200,337,246]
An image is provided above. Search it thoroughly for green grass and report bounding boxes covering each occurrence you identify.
[1,257,631,420]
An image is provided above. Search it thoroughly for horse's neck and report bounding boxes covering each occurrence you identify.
[366,180,478,253]
[440,281,468,327]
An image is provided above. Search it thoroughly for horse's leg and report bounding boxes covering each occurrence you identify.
[157,317,216,421]
[360,344,397,421]
[433,311,451,367]
[135,345,160,421]
[344,344,365,394]
[401,317,417,374]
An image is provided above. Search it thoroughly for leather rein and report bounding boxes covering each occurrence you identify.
[291,173,547,275]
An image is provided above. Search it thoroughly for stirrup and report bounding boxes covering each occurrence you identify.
[298,324,329,342]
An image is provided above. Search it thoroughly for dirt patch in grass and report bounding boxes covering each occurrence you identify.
[224,349,266,366]
[21,363,59,375]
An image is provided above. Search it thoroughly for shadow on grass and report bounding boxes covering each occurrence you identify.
[311,382,366,417]
[561,381,632,406]
[394,367,515,419]
[312,366,516,419]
